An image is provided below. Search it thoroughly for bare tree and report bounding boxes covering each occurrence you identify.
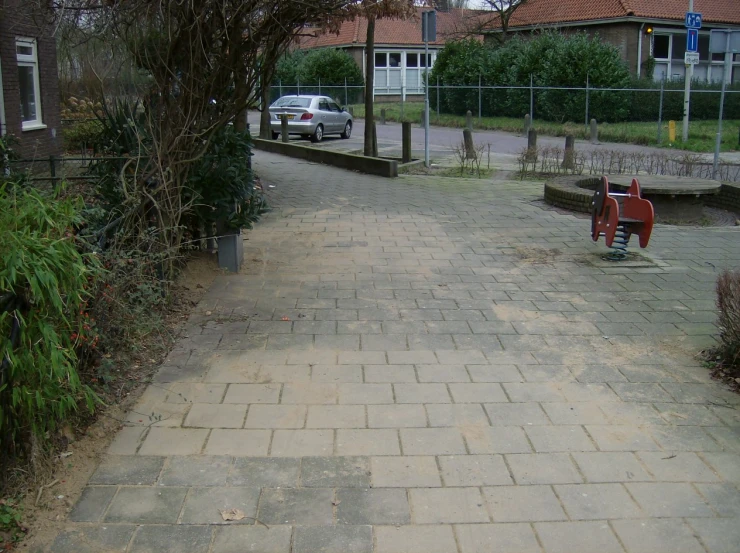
[445,0,530,42]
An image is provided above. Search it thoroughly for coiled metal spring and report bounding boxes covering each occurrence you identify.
[604,224,630,261]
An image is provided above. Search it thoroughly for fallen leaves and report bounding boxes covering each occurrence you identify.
[219,508,247,521]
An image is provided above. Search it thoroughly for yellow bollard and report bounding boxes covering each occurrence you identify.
[668,120,676,143]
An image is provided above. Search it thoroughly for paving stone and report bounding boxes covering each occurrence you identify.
[572,452,653,483]
[89,455,164,485]
[702,452,740,482]
[504,383,566,402]
[212,526,293,553]
[361,335,407,350]
[51,525,135,553]
[439,455,513,486]
[448,383,507,403]
[436,349,488,364]
[400,427,466,455]
[649,426,724,452]
[507,453,583,484]
[337,429,400,456]
[599,403,666,425]
[364,364,416,382]
[159,455,232,486]
[138,428,209,455]
[339,351,386,364]
[371,456,441,487]
[525,425,595,452]
[180,487,260,524]
[394,383,451,403]
[165,383,226,403]
[245,405,307,429]
[484,485,567,522]
[104,486,188,523]
[637,451,720,482]
[270,430,333,456]
[336,488,410,524]
[410,487,488,523]
[585,425,661,451]
[374,525,458,553]
[307,405,366,428]
[627,483,714,517]
[184,403,248,428]
[338,383,393,404]
[229,457,300,487]
[426,404,490,427]
[455,523,541,553]
[535,521,625,553]
[301,456,370,487]
[610,383,674,403]
[204,429,272,455]
[467,364,523,382]
[688,517,740,553]
[541,402,608,425]
[258,488,334,525]
[416,364,470,382]
[280,383,338,404]
[694,483,740,517]
[463,426,531,454]
[484,403,549,426]
[368,404,427,428]
[69,486,117,522]
[293,525,372,553]
[107,426,146,455]
[223,383,281,403]
[555,483,642,519]
[128,525,213,553]
[654,403,723,426]
[311,365,363,383]
[611,519,705,553]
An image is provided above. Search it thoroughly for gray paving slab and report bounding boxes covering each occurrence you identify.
[55,153,740,553]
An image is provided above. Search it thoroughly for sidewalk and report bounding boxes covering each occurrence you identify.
[50,152,740,553]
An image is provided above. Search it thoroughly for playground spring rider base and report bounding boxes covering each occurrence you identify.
[591,176,654,261]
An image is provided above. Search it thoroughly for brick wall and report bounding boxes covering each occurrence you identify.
[0,0,62,160]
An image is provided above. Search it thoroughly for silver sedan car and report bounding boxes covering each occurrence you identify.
[269,95,353,143]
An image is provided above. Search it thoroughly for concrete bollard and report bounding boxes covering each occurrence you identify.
[590,118,598,144]
[281,115,289,143]
[402,121,412,163]
[526,128,537,162]
[466,110,473,131]
[420,110,426,128]
[562,135,575,170]
[668,120,676,143]
[524,113,531,136]
[380,108,386,125]
[463,129,475,160]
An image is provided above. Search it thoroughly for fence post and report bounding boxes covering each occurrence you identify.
[466,110,473,131]
[400,84,405,121]
[529,74,534,125]
[318,78,321,95]
[281,115,289,143]
[297,77,300,96]
[657,78,665,144]
[402,121,412,163]
[526,129,537,162]
[584,73,590,134]
[464,129,475,160]
[49,155,56,185]
[562,135,575,170]
[380,108,386,125]
[524,114,531,136]
[344,77,348,107]
[478,74,482,123]
[279,79,283,99]
[590,118,598,144]
[436,77,440,117]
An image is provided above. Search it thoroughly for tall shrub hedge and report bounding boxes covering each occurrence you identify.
[430,32,739,123]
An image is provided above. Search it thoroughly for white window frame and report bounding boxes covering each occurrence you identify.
[651,30,740,84]
[372,49,437,99]
[16,37,45,131]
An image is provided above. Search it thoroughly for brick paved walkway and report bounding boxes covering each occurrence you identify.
[52,153,740,552]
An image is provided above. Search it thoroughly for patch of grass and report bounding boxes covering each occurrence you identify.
[352,102,740,154]
[0,498,25,546]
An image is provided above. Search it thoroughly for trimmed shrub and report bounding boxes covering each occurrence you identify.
[716,269,740,370]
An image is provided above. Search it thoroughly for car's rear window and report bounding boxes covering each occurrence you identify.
[272,97,312,108]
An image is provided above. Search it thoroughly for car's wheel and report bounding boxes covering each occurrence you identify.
[271,131,279,140]
[340,121,352,139]
[311,124,324,143]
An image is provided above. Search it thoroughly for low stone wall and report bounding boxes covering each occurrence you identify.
[705,183,740,214]
[253,138,398,178]
[543,176,597,213]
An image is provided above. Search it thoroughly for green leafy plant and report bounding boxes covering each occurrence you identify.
[63,119,105,152]
[0,183,102,463]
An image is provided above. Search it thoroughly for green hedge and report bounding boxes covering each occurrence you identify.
[430,33,740,123]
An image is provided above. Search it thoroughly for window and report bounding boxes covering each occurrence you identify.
[389,53,401,67]
[328,101,342,112]
[406,53,418,67]
[375,53,387,67]
[653,35,670,59]
[16,38,43,130]
[318,99,330,111]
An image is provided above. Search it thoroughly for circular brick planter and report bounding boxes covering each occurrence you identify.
[543,176,599,214]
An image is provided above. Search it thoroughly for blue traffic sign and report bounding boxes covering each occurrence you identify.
[687,28,699,52]
[685,12,702,28]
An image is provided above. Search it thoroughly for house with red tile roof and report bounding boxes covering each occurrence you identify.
[299,7,474,99]
[481,0,740,83]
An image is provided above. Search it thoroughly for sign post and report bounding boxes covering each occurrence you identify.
[682,5,701,142]
[422,10,436,168]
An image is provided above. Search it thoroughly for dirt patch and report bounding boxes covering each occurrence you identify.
[8,252,218,553]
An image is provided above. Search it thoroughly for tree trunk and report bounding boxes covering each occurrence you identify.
[364,16,377,157]
[259,81,271,139]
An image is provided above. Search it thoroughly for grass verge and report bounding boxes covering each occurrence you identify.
[351,102,740,154]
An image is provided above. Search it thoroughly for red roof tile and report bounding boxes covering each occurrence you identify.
[496,0,740,28]
[300,8,470,49]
